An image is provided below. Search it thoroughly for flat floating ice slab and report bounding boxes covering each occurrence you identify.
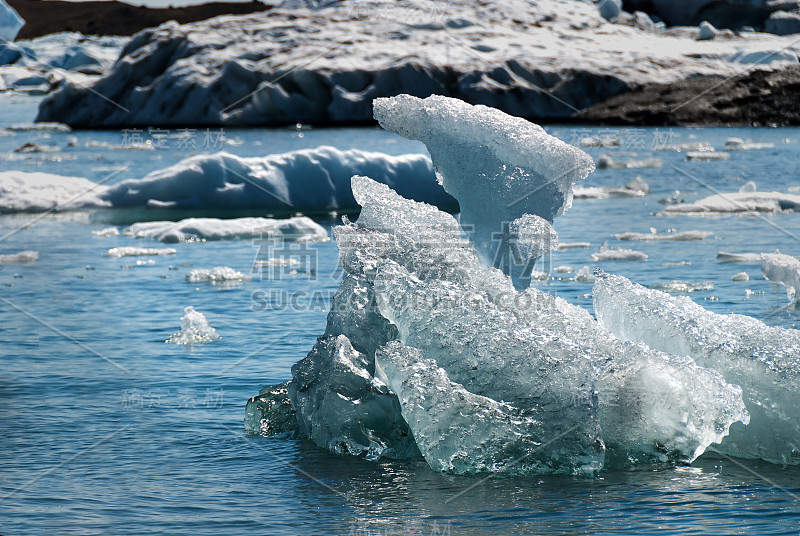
[104,247,176,258]
[665,191,800,215]
[126,216,328,243]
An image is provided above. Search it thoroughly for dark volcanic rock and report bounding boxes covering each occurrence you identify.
[577,66,800,126]
[7,0,270,40]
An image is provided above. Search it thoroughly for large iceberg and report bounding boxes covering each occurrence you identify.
[248,95,756,475]
[35,0,800,127]
[0,146,453,215]
[593,273,800,464]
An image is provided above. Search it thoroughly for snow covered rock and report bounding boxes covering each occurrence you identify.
[594,272,800,464]
[34,0,800,127]
[765,11,800,36]
[125,216,328,243]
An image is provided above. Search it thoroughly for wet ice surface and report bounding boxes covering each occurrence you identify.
[2,97,800,533]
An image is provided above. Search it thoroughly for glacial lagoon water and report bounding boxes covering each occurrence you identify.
[1,93,800,534]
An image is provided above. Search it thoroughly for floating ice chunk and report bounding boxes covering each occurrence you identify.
[597,155,661,170]
[554,265,574,273]
[0,250,38,263]
[0,171,109,213]
[0,0,24,41]
[0,147,451,215]
[615,230,712,241]
[717,251,764,263]
[653,142,714,152]
[104,247,176,258]
[105,147,452,214]
[578,136,620,148]
[572,186,644,199]
[762,252,800,303]
[186,266,251,284]
[649,280,713,293]
[665,190,800,215]
[696,21,716,41]
[726,139,774,151]
[92,226,120,237]
[686,151,729,161]
[593,273,799,464]
[556,242,591,250]
[739,180,757,193]
[575,266,595,282]
[731,271,750,282]
[166,306,220,344]
[125,216,328,243]
[6,122,71,132]
[375,341,603,476]
[591,243,647,261]
[373,94,594,281]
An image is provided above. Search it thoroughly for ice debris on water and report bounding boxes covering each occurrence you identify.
[616,230,712,241]
[593,273,800,464]
[166,306,220,344]
[104,247,176,258]
[0,250,38,263]
[762,252,800,303]
[732,272,750,282]
[247,95,776,475]
[591,242,648,261]
[186,267,251,284]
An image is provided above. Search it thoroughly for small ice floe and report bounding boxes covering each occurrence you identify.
[578,136,620,148]
[186,266,251,284]
[554,265,574,273]
[92,226,120,237]
[0,250,38,263]
[104,247,176,258]
[685,151,729,161]
[13,142,60,154]
[573,177,650,199]
[575,266,595,282]
[596,154,661,170]
[85,139,154,151]
[662,260,691,267]
[555,242,591,250]
[615,229,712,241]
[591,242,648,261]
[664,186,800,215]
[6,122,71,133]
[653,142,714,152]
[650,280,714,293]
[0,170,110,212]
[732,272,750,281]
[725,137,774,151]
[125,216,328,244]
[717,251,764,264]
[165,306,220,344]
[761,252,800,303]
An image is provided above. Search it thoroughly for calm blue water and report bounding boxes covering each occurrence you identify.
[1,94,800,535]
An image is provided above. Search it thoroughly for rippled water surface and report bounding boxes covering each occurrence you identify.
[2,94,800,535]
